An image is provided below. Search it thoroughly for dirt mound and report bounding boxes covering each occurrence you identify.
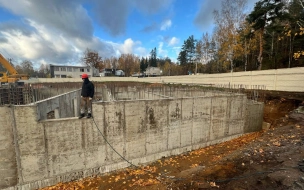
[264,98,300,127]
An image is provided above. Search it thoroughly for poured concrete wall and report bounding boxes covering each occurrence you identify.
[0,95,263,190]
[0,106,17,189]
[34,89,81,120]
[102,86,233,101]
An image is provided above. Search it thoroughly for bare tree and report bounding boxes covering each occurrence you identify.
[38,64,50,78]
[104,56,119,70]
[82,48,104,70]
[117,54,140,77]
[20,60,35,77]
[213,0,247,72]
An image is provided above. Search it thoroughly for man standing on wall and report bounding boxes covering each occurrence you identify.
[79,73,95,119]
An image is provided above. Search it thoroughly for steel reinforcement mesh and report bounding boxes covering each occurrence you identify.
[0,82,266,106]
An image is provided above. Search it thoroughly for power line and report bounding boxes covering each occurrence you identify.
[91,116,138,168]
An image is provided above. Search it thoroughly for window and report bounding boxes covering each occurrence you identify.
[61,75,67,78]
[61,67,66,71]
[55,75,60,78]
[80,68,85,72]
[87,69,90,72]
[68,67,72,72]
[54,67,59,71]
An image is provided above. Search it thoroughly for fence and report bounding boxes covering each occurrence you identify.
[30,67,304,92]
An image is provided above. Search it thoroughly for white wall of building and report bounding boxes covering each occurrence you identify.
[51,65,99,78]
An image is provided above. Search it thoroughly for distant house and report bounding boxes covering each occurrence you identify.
[145,67,161,76]
[99,68,125,77]
[99,68,113,77]
[115,70,125,77]
[50,64,99,78]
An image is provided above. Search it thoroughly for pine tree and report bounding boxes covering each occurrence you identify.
[247,0,286,70]
[149,47,157,67]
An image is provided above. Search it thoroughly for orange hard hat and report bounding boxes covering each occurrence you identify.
[82,73,88,79]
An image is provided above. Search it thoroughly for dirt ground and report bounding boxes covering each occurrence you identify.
[40,96,304,190]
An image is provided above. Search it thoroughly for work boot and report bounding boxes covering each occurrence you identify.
[87,113,92,118]
[78,113,85,119]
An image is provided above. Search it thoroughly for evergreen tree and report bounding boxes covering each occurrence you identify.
[286,0,304,66]
[178,35,197,74]
[149,47,157,67]
[140,57,146,72]
[177,50,187,65]
[247,0,286,70]
[185,35,197,64]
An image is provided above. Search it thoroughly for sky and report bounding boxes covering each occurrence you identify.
[0,0,259,69]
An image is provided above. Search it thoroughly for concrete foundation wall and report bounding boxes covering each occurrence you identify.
[0,95,264,190]
[103,86,233,101]
[0,106,17,189]
[29,67,304,92]
[34,89,81,120]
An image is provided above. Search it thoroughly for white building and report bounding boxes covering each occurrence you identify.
[145,67,161,76]
[50,65,99,78]
[99,68,125,77]
[115,69,125,76]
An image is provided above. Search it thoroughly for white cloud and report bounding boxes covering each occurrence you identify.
[158,42,168,57]
[135,47,148,57]
[0,0,93,39]
[120,38,135,54]
[168,37,179,46]
[0,0,175,67]
[172,46,181,57]
[160,19,172,31]
[0,20,74,62]
[110,38,148,58]
[0,18,116,67]
[117,38,142,54]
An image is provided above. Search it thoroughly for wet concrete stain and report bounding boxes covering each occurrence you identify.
[148,107,157,129]
[170,103,180,119]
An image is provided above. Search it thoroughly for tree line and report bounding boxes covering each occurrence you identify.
[178,0,304,73]
[82,48,183,77]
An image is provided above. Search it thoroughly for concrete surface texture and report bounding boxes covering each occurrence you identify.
[0,92,264,190]
[34,89,81,120]
[33,86,238,120]
[0,106,17,189]
[28,67,304,92]
[11,84,240,121]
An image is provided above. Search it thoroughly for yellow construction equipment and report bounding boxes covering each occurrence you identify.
[0,53,29,83]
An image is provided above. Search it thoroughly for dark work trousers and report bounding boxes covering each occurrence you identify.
[80,97,92,114]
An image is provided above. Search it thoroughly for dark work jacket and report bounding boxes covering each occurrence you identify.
[81,78,94,98]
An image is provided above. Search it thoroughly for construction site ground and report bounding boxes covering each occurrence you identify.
[40,92,304,190]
